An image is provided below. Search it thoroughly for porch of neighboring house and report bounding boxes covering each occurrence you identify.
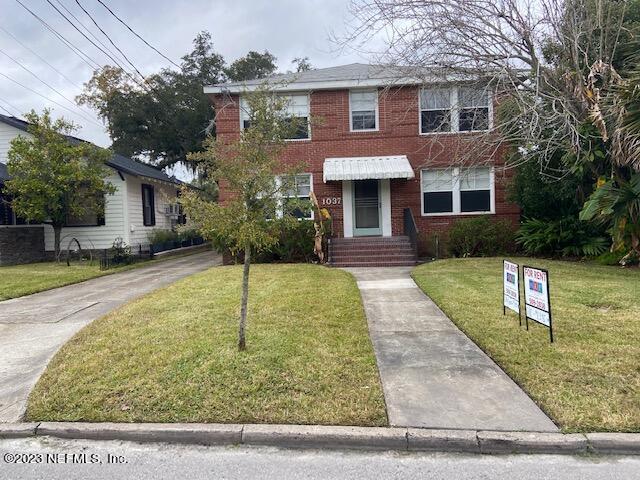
[323,156,419,267]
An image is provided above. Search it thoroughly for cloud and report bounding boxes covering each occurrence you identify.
[0,0,366,177]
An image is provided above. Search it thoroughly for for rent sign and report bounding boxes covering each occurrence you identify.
[523,265,554,342]
[503,260,520,317]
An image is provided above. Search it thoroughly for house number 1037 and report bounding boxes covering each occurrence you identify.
[321,197,341,206]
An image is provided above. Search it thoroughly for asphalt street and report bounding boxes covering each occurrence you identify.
[0,437,638,480]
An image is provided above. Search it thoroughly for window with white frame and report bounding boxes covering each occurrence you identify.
[420,88,451,133]
[421,167,493,215]
[281,174,312,219]
[240,94,310,140]
[420,86,490,134]
[350,90,378,131]
[421,169,454,213]
[459,167,491,212]
[458,87,489,132]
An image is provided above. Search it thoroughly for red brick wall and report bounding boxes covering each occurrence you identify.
[210,87,519,246]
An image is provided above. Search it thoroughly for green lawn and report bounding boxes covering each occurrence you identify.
[0,261,113,301]
[26,264,387,426]
[0,252,199,301]
[412,258,640,433]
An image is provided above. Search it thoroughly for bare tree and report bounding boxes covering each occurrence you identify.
[342,0,636,173]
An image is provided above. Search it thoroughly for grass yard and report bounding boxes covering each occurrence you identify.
[412,258,640,433]
[26,264,387,426]
[0,261,114,301]
[0,252,199,301]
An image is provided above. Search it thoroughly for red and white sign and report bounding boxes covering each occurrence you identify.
[503,260,520,315]
[523,266,550,327]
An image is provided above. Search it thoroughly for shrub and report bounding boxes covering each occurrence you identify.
[516,217,608,257]
[256,219,315,263]
[178,228,200,241]
[147,229,179,245]
[447,216,516,257]
[109,237,132,264]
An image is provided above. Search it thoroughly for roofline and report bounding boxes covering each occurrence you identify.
[104,161,182,186]
[204,77,426,95]
[0,114,181,186]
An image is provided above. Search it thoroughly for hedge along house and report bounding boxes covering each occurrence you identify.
[0,114,183,266]
[205,64,519,266]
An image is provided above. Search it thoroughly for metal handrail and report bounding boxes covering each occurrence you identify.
[403,208,419,254]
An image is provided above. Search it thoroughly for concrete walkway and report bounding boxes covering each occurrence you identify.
[0,251,221,422]
[346,267,558,432]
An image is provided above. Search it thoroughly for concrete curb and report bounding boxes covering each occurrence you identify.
[0,423,638,455]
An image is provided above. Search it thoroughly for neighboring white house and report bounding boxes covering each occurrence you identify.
[0,114,183,264]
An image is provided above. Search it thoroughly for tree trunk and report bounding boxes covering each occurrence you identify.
[238,243,251,351]
[53,225,62,261]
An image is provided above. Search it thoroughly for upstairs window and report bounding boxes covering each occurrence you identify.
[240,94,310,140]
[459,88,489,132]
[350,90,378,131]
[141,184,156,226]
[420,86,491,134]
[420,89,451,133]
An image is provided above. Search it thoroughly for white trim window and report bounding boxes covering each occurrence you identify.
[240,94,310,140]
[281,173,313,219]
[421,167,494,216]
[419,88,452,133]
[420,86,491,134]
[349,90,378,131]
[458,87,489,132]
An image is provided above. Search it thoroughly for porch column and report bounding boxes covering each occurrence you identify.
[380,179,392,237]
[342,180,353,238]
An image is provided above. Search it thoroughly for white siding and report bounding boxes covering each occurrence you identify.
[0,121,28,165]
[1,120,178,251]
[43,170,128,251]
[126,174,178,246]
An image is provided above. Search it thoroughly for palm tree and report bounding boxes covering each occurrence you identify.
[580,174,640,263]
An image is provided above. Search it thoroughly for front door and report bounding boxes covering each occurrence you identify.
[353,179,382,236]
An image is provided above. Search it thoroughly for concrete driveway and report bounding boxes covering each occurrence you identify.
[0,251,221,422]
[346,267,558,432]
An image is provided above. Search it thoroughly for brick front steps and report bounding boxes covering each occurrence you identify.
[328,236,417,267]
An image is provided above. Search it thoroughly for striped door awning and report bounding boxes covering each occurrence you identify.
[323,155,415,182]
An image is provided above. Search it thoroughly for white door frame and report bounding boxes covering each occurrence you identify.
[342,179,391,237]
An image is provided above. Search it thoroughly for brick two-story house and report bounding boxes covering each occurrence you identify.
[205,64,518,266]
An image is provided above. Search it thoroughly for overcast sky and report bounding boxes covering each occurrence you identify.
[0,0,368,178]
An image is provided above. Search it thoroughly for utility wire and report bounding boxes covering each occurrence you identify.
[45,0,144,82]
[73,0,146,81]
[0,46,96,118]
[51,0,130,73]
[13,0,100,70]
[0,102,19,117]
[0,71,103,128]
[0,25,83,89]
[0,95,24,117]
[94,0,181,69]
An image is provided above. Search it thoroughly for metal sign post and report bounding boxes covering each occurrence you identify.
[523,265,554,343]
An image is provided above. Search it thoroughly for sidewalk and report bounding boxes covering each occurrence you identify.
[0,251,221,423]
[344,267,558,432]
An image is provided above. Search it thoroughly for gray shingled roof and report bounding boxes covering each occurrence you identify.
[0,114,181,185]
[204,63,445,93]
[212,63,417,88]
